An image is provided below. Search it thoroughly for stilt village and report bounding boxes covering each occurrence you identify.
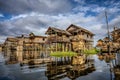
[0,24,94,63]
[1,0,120,80]
[0,24,120,80]
[96,27,120,53]
[0,23,120,64]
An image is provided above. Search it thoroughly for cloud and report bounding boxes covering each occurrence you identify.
[0,10,120,45]
[101,15,120,30]
[0,14,4,17]
[0,36,7,43]
[0,0,120,46]
[0,0,73,15]
[0,14,47,36]
[0,12,100,44]
[74,0,85,5]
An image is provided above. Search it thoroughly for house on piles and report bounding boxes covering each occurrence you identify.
[4,37,18,61]
[45,27,72,52]
[66,24,94,52]
[45,24,94,53]
[3,33,47,62]
[16,32,47,62]
[96,27,120,53]
[0,44,3,52]
[111,28,120,51]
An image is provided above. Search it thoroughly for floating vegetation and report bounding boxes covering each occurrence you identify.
[83,48,100,55]
[50,51,77,57]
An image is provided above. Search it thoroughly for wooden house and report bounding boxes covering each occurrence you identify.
[66,24,94,52]
[0,44,3,52]
[45,27,72,52]
[4,37,18,60]
[111,28,120,51]
[16,33,47,62]
[45,24,94,53]
[3,24,95,62]
[3,33,47,62]
[96,37,115,53]
[96,27,120,53]
[96,39,104,47]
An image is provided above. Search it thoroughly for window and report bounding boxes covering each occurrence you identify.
[66,35,69,37]
[74,32,77,35]
[87,35,89,38]
[58,34,62,37]
[82,32,84,35]
[43,38,45,41]
[90,36,92,38]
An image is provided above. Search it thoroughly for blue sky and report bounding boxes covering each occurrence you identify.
[0,0,120,45]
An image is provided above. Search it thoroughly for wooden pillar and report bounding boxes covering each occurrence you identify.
[56,42,57,52]
[65,43,67,51]
[62,43,64,52]
[17,46,23,62]
[34,43,37,59]
[69,43,71,51]
[64,43,66,52]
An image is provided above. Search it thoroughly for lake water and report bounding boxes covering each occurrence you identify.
[0,52,119,80]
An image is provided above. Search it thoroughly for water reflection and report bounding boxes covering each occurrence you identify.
[4,50,50,65]
[5,50,18,64]
[45,59,95,80]
[98,53,120,80]
[98,53,116,63]
[1,52,120,80]
[67,64,95,79]
[113,53,120,80]
[21,64,47,74]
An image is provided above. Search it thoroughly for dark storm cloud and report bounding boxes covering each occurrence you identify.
[0,0,73,15]
[0,22,26,36]
[0,14,51,37]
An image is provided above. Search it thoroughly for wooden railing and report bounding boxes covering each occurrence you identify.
[47,35,70,42]
[70,35,93,42]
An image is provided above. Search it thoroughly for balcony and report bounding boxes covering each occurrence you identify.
[47,35,70,43]
[70,35,93,42]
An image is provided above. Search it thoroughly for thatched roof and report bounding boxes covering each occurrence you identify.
[111,28,120,33]
[66,24,94,35]
[29,32,47,38]
[103,37,110,42]
[97,39,103,42]
[45,27,71,36]
[17,33,47,39]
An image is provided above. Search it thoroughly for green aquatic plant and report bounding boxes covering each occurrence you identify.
[83,48,100,55]
[50,51,77,57]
